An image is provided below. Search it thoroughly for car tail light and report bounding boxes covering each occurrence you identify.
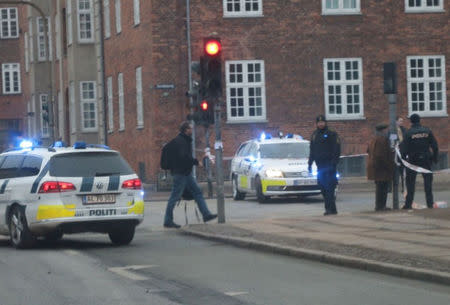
[122,178,142,190]
[39,181,76,193]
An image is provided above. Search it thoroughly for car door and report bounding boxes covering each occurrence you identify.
[0,155,24,231]
[239,142,257,192]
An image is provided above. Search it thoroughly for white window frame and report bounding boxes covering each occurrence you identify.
[118,73,125,130]
[133,0,140,26]
[28,18,34,63]
[323,58,364,120]
[406,55,447,117]
[67,0,73,45]
[77,0,94,43]
[69,81,76,133]
[115,0,121,34]
[322,0,361,15]
[107,76,114,132]
[103,0,111,38]
[39,94,50,138]
[135,67,143,128]
[223,0,263,18]
[24,32,29,72]
[37,17,52,61]
[226,60,266,123]
[405,0,444,13]
[80,81,98,131]
[0,7,19,39]
[2,63,21,94]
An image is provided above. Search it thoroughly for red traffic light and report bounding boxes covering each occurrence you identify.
[204,39,221,56]
[200,100,209,111]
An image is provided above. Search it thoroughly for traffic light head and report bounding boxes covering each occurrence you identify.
[204,39,221,56]
[201,37,222,99]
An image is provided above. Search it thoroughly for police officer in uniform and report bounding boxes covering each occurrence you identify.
[308,115,341,215]
[401,114,439,209]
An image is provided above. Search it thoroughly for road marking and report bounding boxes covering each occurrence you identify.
[224,291,249,296]
[64,250,82,256]
[108,265,157,281]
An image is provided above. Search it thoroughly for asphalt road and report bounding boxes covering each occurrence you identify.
[1,188,449,305]
[1,229,450,305]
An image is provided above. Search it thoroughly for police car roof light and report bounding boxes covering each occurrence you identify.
[19,140,34,149]
[285,133,294,138]
[73,141,87,149]
[87,144,111,150]
[53,141,66,148]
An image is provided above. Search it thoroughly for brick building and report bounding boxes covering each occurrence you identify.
[103,0,448,184]
[0,3,26,150]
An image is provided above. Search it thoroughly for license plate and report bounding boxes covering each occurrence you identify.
[294,179,316,186]
[83,194,116,205]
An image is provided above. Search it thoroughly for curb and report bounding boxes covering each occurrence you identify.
[181,227,450,286]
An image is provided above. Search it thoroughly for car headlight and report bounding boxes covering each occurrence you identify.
[265,169,284,178]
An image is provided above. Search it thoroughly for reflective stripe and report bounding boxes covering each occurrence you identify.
[80,177,94,192]
[31,163,50,193]
[108,175,120,191]
[261,179,286,193]
[36,204,76,220]
[128,201,144,215]
[0,179,9,194]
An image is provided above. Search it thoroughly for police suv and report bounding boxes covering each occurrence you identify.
[231,133,322,203]
[0,141,144,248]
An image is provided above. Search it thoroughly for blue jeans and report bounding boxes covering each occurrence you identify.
[164,174,212,224]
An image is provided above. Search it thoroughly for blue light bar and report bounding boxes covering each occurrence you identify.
[73,141,86,149]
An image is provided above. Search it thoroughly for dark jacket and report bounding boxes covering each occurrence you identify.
[402,123,439,166]
[367,133,394,181]
[170,133,199,176]
[308,126,341,168]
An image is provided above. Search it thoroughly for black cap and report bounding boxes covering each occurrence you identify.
[410,113,420,124]
[375,123,389,131]
[316,115,326,123]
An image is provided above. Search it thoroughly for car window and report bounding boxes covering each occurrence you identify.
[239,142,252,157]
[49,152,135,177]
[0,155,25,179]
[259,143,310,159]
[247,143,258,158]
[236,143,248,157]
[19,156,43,177]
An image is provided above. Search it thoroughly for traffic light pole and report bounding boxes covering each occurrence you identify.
[214,100,225,223]
[205,127,213,198]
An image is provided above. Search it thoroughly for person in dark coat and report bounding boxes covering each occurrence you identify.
[401,114,439,209]
[367,123,394,211]
[163,121,217,228]
[308,115,341,215]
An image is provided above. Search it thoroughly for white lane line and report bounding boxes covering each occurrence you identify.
[64,250,82,256]
[108,265,158,281]
[224,291,249,296]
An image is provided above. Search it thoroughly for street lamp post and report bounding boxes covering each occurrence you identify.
[0,0,54,142]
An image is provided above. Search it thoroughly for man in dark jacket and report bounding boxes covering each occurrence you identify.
[367,123,394,211]
[401,114,439,209]
[308,115,341,215]
[163,121,217,228]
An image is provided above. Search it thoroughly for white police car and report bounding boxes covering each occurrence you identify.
[230,133,322,203]
[0,141,144,248]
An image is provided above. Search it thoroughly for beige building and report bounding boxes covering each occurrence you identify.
[22,0,105,146]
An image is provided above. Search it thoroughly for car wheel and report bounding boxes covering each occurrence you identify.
[255,177,270,203]
[9,206,35,249]
[108,225,135,246]
[44,229,63,242]
[232,176,246,200]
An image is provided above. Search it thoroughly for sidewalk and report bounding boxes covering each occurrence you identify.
[182,208,450,285]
